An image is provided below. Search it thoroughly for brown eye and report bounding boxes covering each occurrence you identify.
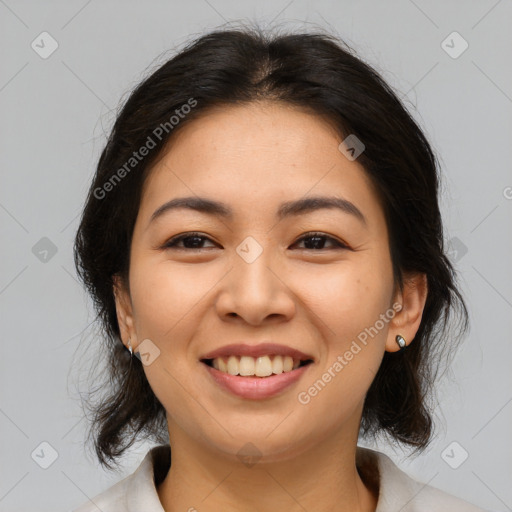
[292,232,348,250]
[162,231,349,251]
[163,232,217,250]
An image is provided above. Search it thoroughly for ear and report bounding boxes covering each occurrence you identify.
[112,274,137,351]
[385,272,428,353]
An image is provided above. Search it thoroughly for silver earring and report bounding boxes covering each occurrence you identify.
[395,334,407,352]
[127,338,133,356]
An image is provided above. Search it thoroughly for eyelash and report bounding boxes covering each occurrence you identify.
[163,231,349,251]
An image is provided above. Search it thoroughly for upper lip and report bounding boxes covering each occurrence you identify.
[200,343,315,361]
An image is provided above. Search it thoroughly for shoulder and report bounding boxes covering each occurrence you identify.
[72,475,130,512]
[356,446,490,512]
[71,445,171,512]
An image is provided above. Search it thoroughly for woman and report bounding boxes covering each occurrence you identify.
[72,25,487,511]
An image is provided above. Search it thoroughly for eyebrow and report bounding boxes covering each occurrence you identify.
[148,195,367,227]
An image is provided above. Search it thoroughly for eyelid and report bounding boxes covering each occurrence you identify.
[162,231,349,250]
[162,231,217,249]
[293,232,349,249]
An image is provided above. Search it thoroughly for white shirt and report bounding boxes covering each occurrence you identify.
[72,444,488,511]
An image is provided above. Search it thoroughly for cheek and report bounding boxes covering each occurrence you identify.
[128,259,208,417]
[294,266,389,427]
[296,259,392,341]
[129,257,215,338]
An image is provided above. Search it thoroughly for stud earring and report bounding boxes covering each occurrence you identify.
[395,334,407,352]
[127,338,133,357]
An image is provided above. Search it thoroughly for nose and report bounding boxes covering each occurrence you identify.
[215,249,296,326]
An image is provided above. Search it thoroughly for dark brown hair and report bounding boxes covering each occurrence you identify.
[73,23,469,470]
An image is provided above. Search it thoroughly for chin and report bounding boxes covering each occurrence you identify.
[201,427,319,465]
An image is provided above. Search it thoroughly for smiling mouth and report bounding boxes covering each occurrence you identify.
[201,355,314,378]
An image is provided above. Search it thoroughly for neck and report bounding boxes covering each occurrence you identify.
[157,423,378,512]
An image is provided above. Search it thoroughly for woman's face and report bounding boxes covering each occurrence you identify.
[114,101,423,462]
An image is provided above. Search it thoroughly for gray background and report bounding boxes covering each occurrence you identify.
[1,1,511,511]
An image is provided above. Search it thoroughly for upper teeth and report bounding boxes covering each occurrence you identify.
[212,355,302,377]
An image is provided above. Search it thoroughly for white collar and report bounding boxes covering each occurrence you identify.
[98,444,484,511]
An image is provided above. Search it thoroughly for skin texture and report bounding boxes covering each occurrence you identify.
[113,101,428,512]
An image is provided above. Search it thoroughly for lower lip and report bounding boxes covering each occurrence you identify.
[202,362,312,400]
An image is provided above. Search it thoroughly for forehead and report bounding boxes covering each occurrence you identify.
[137,102,384,230]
